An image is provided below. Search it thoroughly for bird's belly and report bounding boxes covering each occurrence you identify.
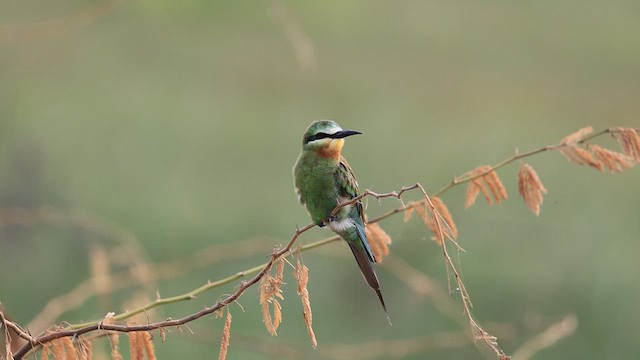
[328,217,355,233]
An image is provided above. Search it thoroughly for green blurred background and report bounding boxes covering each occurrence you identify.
[1,1,639,359]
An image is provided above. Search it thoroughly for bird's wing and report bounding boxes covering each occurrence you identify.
[337,156,388,316]
[335,156,366,224]
[335,156,378,264]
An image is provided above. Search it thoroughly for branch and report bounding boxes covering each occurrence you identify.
[10,125,636,359]
[0,206,156,333]
[434,127,635,197]
[372,126,637,223]
[12,185,432,359]
[13,223,318,359]
[0,309,36,346]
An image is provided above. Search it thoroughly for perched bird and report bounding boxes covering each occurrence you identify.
[293,120,388,318]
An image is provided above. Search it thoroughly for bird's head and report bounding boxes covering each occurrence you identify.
[301,120,362,159]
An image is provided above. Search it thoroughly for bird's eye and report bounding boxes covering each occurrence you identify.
[305,132,331,143]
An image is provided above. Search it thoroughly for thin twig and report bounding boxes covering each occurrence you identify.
[0,310,36,344]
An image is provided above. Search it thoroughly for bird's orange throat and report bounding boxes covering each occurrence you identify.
[315,139,344,159]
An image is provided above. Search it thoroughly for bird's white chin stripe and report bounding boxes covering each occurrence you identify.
[328,218,355,233]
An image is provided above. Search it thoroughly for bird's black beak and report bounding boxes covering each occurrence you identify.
[330,130,362,139]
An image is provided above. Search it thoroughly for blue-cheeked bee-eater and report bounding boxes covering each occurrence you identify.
[293,120,388,317]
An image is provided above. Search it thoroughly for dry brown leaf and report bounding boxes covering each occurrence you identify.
[413,198,457,244]
[62,337,78,360]
[78,339,92,360]
[414,202,428,224]
[518,163,547,216]
[273,298,282,330]
[560,126,593,146]
[294,260,317,348]
[557,126,609,170]
[51,339,65,360]
[259,276,275,336]
[141,332,156,360]
[259,271,284,336]
[275,258,285,285]
[41,344,50,360]
[365,222,392,262]
[591,145,635,173]
[128,331,143,360]
[413,202,444,243]
[403,204,415,223]
[218,311,232,360]
[473,176,493,205]
[559,145,603,171]
[430,197,458,239]
[111,335,123,360]
[613,127,640,161]
[464,166,507,207]
[464,179,481,208]
[484,170,508,204]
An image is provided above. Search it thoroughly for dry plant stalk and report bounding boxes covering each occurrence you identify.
[259,259,285,336]
[40,344,50,360]
[62,337,78,360]
[51,339,65,359]
[128,330,143,360]
[294,260,317,348]
[518,163,547,216]
[218,310,232,360]
[613,127,640,161]
[590,145,635,173]
[403,205,414,223]
[141,332,156,360]
[78,340,92,360]
[125,329,156,360]
[429,197,458,240]
[103,313,123,360]
[421,189,508,359]
[464,166,507,208]
[3,331,12,360]
[561,126,593,146]
[558,126,603,170]
[559,145,603,170]
[365,222,392,262]
[412,198,457,244]
[275,257,285,287]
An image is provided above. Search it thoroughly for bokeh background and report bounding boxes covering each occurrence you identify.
[1,1,639,359]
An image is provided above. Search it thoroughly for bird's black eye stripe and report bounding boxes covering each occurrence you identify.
[304,132,331,143]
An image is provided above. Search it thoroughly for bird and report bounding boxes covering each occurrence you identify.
[293,120,389,319]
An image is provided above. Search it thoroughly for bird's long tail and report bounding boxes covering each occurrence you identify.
[347,242,391,325]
